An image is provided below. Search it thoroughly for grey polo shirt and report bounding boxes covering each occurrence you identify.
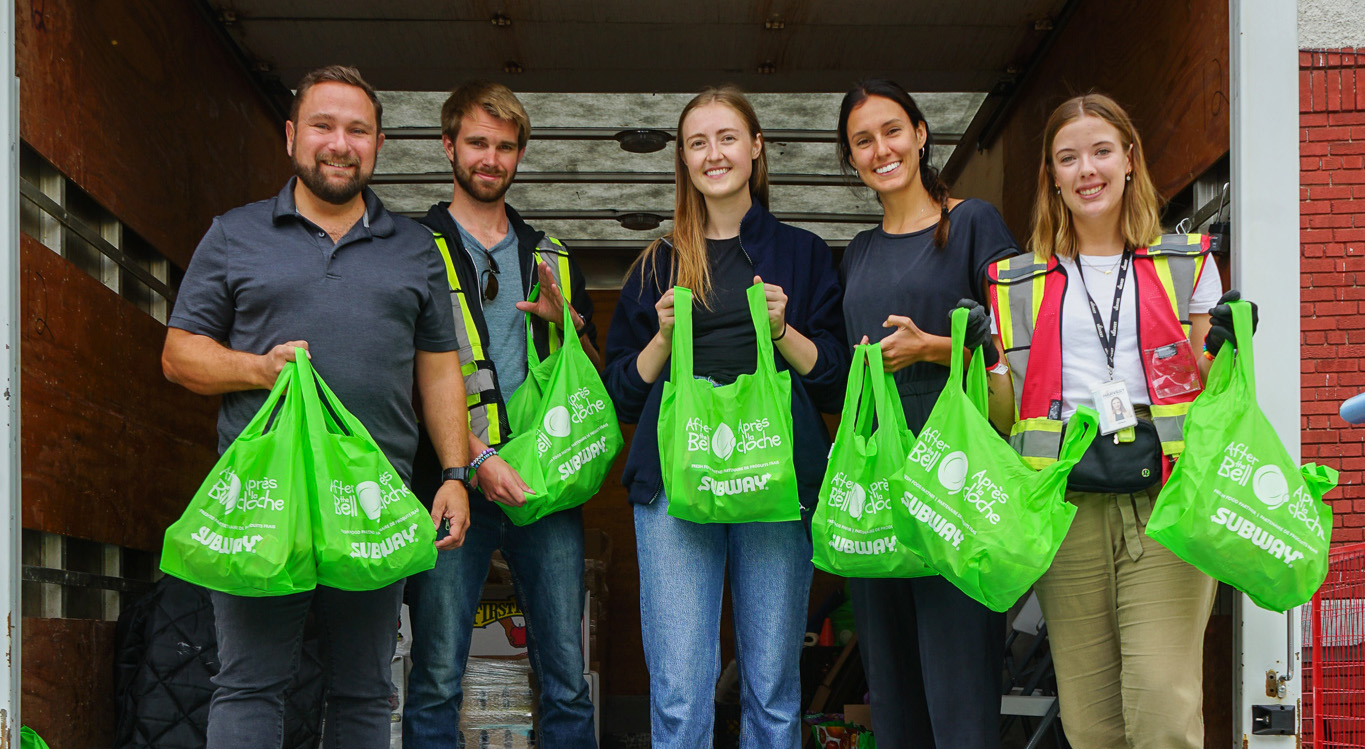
[168,177,459,484]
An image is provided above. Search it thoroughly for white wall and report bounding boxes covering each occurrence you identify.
[1300,0,1365,49]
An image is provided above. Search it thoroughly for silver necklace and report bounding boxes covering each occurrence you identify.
[1078,255,1122,275]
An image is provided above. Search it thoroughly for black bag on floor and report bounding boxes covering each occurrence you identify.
[113,576,325,749]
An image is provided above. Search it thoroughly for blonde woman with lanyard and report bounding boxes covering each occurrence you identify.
[604,87,846,747]
[986,93,1257,748]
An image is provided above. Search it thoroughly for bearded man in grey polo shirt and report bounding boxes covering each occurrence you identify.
[161,65,471,749]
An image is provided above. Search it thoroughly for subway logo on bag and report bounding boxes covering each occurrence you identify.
[827,533,900,556]
[697,472,774,496]
[1208,507,1306,567]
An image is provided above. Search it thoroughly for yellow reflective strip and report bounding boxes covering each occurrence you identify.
[996,279,1014,352]
[1149,402,1190,418]
[466,392,480,407]
[486,404,503,444]
[1152,256,1184,333]
[557,253,572,305]
[432,235,463,291]
[1184,233,1200,246]
[1018,417,1063,433]
[455,293,486,360]
[460,361,478,377]
[1022,455,1055,469]
[1031,271,1045,325]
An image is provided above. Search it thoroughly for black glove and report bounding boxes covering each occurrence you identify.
[1205,289,1259,356]
[955,298,999,368]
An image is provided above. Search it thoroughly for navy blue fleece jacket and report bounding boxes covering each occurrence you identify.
[604,200,848,507]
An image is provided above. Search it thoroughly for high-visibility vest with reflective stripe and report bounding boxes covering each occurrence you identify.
[986,233,1211,471]
[430,231,574,447]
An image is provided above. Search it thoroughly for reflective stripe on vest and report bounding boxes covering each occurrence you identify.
[987,234,1210,467]
[430,231,573,447]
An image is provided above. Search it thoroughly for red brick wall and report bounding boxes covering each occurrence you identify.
[1301,49,1365,544]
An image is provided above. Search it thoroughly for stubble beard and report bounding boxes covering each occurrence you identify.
[454,160,515,204]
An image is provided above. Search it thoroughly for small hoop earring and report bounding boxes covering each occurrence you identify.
[919,146,925,159]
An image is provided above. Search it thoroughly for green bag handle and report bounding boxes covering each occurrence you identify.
[841,344,907,441]
[948,307,990,418]
[1302,462,1340,495]
[522,283,580,371]
[237,361,298,440]
[1229,300,1256,393]
[1056,405,1099,465]
[293,348,381,445]
[670,283,775,383]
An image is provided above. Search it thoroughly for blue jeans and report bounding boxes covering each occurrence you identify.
[404,497,595,749]
[849,576,1004,749]
[207,581,404,749]
[635,489,813,749]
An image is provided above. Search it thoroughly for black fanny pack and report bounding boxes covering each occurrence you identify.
[1063,417,1163,494]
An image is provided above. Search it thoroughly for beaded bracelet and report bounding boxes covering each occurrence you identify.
[469,447,497,474]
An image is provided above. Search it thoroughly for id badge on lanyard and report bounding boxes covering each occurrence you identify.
[1077,250,1139,436]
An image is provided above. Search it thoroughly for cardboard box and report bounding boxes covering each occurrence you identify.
[843,704,872,730]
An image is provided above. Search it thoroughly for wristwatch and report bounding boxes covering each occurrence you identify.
[441,466,471,486]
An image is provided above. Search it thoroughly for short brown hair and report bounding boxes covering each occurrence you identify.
[440,81,531,149]
[290,65,383,131]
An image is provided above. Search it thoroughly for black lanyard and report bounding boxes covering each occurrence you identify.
[1073,249,1132,379]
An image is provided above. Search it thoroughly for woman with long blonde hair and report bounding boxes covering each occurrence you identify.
[986,93,1256,748]
[604,86,847,747]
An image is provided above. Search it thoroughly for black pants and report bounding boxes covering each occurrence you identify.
[850,576,1005,749]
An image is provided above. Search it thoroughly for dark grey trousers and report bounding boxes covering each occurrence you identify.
[207,582,404,749]
[850,576,1005,749]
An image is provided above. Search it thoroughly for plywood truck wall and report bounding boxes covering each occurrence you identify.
[16,0,290,743]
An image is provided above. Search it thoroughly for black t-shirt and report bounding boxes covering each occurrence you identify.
[690,236,759,384]
[839,198,1018,431]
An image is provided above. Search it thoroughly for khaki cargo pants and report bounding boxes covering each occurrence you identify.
[1033,486,1217,749]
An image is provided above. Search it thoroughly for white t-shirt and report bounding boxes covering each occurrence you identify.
[1055,253,1222,418]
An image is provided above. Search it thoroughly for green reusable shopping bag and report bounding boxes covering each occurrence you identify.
[658,283,799,524]
[812,343,933,577]
[160,362,316,597]
[20,727,50,749]
[1148,301,1336,612]
[499,293,624,526]
[894,308,1098,611]
[296,352,437,591]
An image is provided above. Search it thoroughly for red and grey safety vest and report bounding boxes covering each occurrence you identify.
[429,231,573,448]
[986,233,1213,470]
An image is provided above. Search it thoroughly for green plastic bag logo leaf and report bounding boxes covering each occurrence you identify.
[1251,465,1289,509]
[207,468,283,514]
[543,405,572,438]
[711,422,737,460]
[937,451,969,493]
[356,480,383,520]
[827,474,894,521]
